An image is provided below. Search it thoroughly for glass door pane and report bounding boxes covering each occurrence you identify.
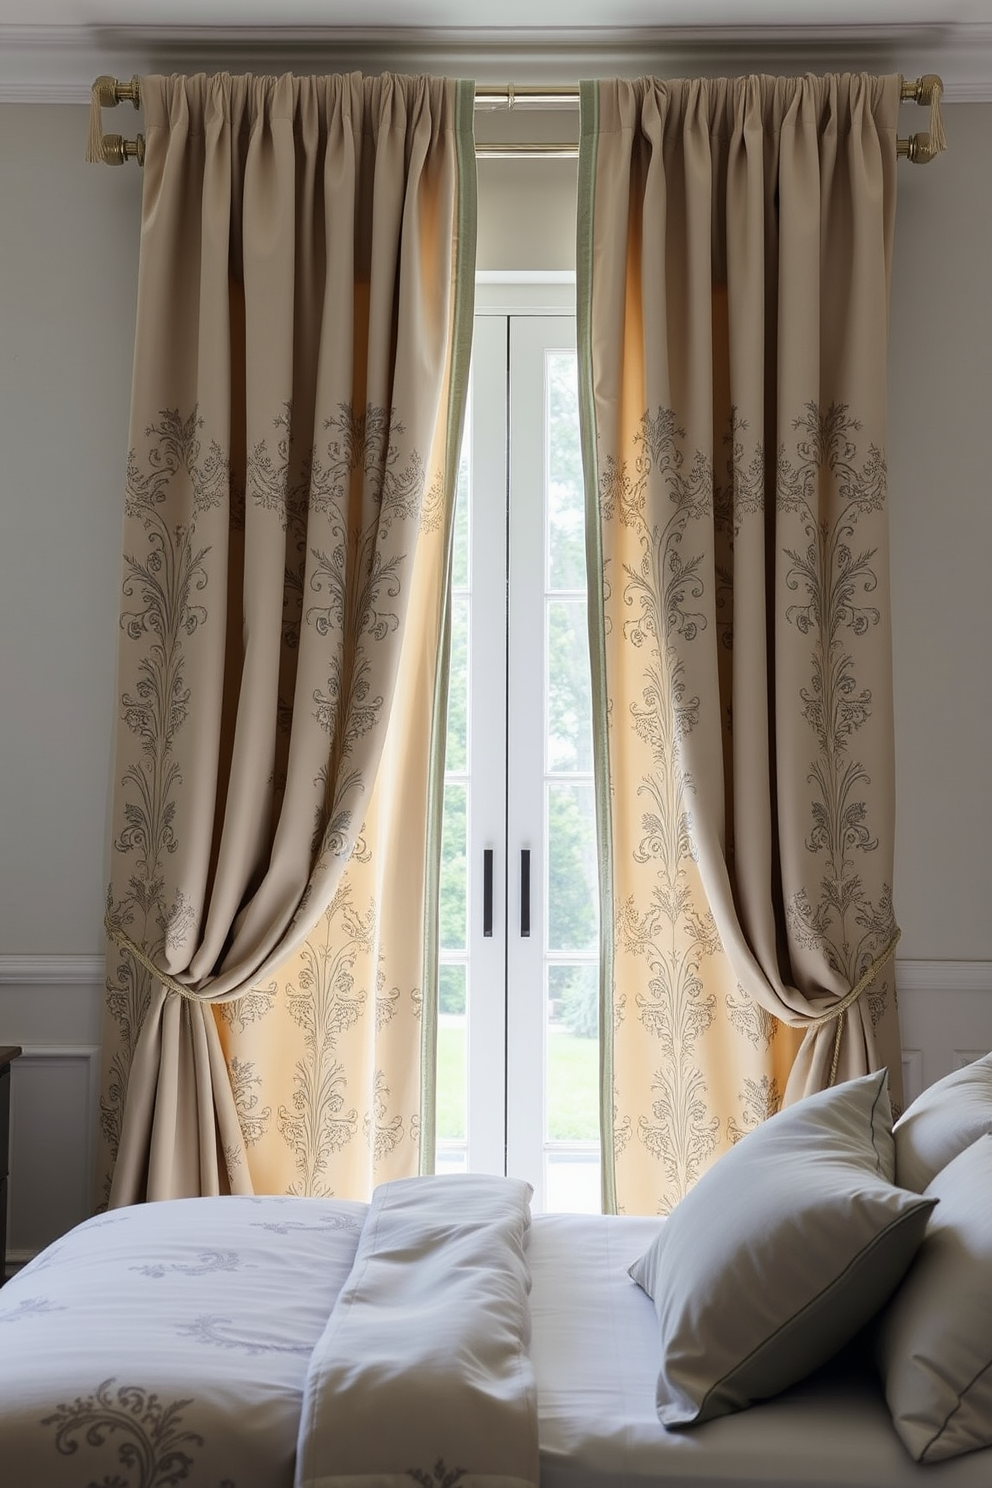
[507,316,600,1211]
[435,299,599,1212]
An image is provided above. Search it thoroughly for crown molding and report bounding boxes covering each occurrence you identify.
[1,22,992,103]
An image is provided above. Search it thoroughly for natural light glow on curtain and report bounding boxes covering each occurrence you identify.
[578,73,904,1215]
[98,71,476,1205]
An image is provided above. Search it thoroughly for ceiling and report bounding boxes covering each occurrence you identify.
[4,0,992,103]
[6,0,992,28]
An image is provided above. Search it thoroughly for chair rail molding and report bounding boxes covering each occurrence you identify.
[896,960,992,995]
[0,955,105,985]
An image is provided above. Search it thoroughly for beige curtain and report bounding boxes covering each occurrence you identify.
[98,71,476,1205]
[578,74,904,1215]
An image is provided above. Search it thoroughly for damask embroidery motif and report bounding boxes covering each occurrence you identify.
[102,409,229,1185]
[226,1057,271,1150]
[175,1315,312,1356]
[252,1212,361,1236]
[364,1070,405,1163]
[601,410,722,1206]
[601,402,894,1210]
[276,886,369,1194]
[103,399,433,1199]
[0,1296,66,1322]
[728,1075,782,1145]
[777,403,896,1029]
[41,1378,213,1488]
[131,1250,244,1280]
[408,1461,467,1488]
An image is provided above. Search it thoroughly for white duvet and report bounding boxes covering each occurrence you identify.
[1,1184,991,1488]
[0,1178,538,1488]
[296,1175,538,1488]
[0,1192,367,1487]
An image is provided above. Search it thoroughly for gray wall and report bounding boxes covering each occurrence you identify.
[887,103,992,959]
[0,104,140,952]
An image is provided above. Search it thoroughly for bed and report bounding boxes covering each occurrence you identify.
[2,1064,991,1488]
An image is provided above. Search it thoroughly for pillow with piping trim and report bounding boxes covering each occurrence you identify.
[893,1051,992,1192]
[629,1070,936,1428]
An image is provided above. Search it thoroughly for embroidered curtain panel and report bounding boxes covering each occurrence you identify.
[98,71,476,1204]
[578,74,904,1215]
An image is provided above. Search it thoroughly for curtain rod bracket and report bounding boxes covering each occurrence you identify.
[85,71,946,166]
[86,73,143,165]
[898,72,946,163]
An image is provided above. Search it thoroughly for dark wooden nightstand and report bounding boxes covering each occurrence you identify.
[0,1047,21,1284]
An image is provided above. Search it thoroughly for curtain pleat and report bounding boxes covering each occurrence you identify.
[579,74,903,1215]
[98,71,476,1205]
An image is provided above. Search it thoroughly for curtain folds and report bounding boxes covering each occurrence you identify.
[578,73,904,1215]
[98,71,476,1205]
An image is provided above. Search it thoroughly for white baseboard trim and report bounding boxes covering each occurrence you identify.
[4,1249,34,1279]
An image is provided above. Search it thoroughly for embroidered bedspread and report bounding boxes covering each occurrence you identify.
[0,1178,538,1488]
[0,1193,368,1487]
[295,1174,539,1488]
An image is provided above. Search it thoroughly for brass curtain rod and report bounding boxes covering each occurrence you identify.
[87,72,946,168]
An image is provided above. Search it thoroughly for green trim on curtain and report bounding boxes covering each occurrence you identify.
[576,79,616,1215]
[419,77,479,1175]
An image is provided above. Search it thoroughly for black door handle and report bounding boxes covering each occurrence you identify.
[483,848,494,938]
[520,849,530,938]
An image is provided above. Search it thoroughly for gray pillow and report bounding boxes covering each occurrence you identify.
[629,1070,936,1427]
[877,1134,992,1463]
[893,1052,992,1192]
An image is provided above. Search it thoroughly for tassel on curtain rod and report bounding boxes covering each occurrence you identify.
[86,72,946,167]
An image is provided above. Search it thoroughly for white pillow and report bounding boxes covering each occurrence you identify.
[629,1070,936,1427]
[893,1052,992,1192]
[877,1134,992,1463]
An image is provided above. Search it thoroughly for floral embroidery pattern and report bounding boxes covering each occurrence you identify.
[408,1461,467,1488]
[252,1213,361,1235]
[0,1296,66,1322]
[132,1250,243,1280]
[602,403,894,1211]
[728,1075,782,1145]
[363,1070,405,1163]
[276,886,372,1193]
[601,410,722,1206]
[102,409,228,1189]
[102,394,439,1201]
[42,1378,205,1488]
[175,1315,311,1356]
[226,1057,271,1150]
[777,404,896,1028]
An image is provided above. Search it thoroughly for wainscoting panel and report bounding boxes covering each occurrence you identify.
[900,1049,924,1110]
[0,955,105,1275]
[6,1046,100,1267]
[896,961,992,1091]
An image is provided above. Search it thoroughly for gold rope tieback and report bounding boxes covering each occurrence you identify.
[805,928,902,1086]
[104,919,210,1004]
